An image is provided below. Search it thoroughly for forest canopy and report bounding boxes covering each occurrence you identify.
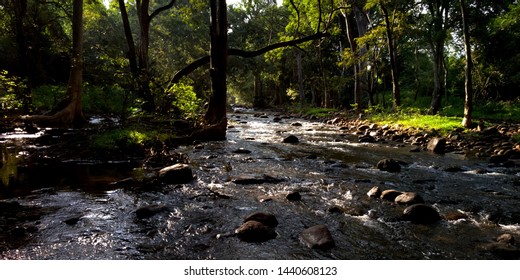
[0,0,519,128]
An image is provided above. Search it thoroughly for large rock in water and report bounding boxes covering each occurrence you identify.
[402,204,441,224]
[299,225,335,250]
[395,192,425,205]
[427,137,446,154]
[376,159,401,172]
[235,220,277,243]
[158,163,194,184]
[244,212,279,228]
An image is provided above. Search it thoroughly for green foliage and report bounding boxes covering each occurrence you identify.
[0,70,27,111]
[32,85,67,112]
[91,127,171,151]
[166,83,202,119]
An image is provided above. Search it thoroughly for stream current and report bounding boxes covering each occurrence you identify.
[1,109,520,259]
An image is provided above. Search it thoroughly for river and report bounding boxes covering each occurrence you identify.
[1,109,519,259]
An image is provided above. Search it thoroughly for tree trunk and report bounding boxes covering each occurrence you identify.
[427,1,448,115]
[342,9,361,113]
[28,0,86,127]
[380,3,400,109]
[204,0,228,130]
[118,0,138,74]
[460,0,473,127]
[296,51,304,106]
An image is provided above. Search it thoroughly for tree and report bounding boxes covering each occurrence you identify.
[460,0,473,127]
[422,0,451,115]
[204,0,229,127]
[117,0,176,112]
[27,0,86,127]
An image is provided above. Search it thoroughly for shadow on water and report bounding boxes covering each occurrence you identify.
[1,110,520,259]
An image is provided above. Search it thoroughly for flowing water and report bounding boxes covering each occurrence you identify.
[1,110,520,259]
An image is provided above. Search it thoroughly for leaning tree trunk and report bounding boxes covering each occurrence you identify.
[460,0,473,127]
[204,0,228,127]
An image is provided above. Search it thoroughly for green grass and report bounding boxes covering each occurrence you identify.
[369,111,462,136]
[295,106,338,118]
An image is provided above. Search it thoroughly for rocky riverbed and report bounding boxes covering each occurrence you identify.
[1,109,520,259]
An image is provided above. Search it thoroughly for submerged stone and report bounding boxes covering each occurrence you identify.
[376,159,401,172]
[299,225,335,250]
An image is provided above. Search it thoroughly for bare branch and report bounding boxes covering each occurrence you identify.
[169,32,329,84]
[150,0,176,21]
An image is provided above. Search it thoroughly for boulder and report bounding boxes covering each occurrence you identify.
[158,163,194,184]
[427,137,446,154]
[395,192,425,205]
[376,159,401,172]
[244,212,278,228]
[402,204,441,224]
[367,186,381,198]
[283,135,300,144]
[380,189,403,201]
[299,225,335,250]
[235,220,277,243]
[286,191,302,201]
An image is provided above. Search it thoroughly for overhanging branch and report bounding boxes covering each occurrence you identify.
[169,32,329,84]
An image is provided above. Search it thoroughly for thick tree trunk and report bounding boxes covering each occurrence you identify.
[204,0,228,130]
[460,0,473,127]
[27,0,85,127]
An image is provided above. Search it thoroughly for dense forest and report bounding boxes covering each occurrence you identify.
[1,0,519,130]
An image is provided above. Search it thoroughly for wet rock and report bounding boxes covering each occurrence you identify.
[63,215,82,225]
[497,234,515,245]
[299,225,335,250]
[291,122,303,127]
[443,166,465,172]
[286,191,302,201]
[232,148,252,154]
[10,226,28,238]
[158,163,194,184]
[402,204,441,224]
[283,135,299,144]
[367,186,381,198]
[135,205,169,219]
[244,212,278,228]
[395,192,425,205]
[443,211,469,221]
[376,159,401,172]
[427,137,446,154]
[232,174,284,185]
[235,220,277,243]
[482,242,520,259]
[359,135,376,143]
[380,189,403,201]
